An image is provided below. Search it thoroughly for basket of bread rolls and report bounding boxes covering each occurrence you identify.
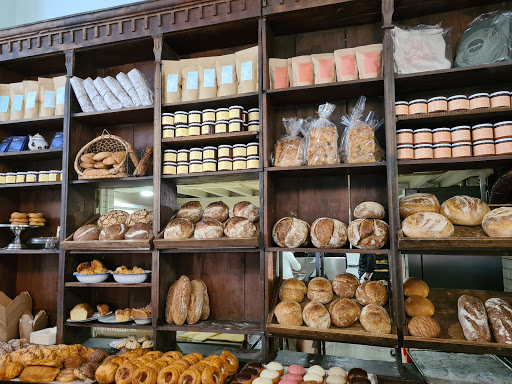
[74,131,130,179]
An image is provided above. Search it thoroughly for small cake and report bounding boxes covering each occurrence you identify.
[288,365,306,377]
[347,368,367,381]
[308,366,325,378]
[261,369,280,384]
[326,376,346,384]
[327,367,346,378]
[302,373,323,383]
[282,374,302,383]
[266,362,284,376]
[241,368,259,378]
[233,373,253,384]
[247,362,264,374]
[253,378,273,384]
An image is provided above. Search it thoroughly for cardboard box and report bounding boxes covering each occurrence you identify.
[19,310,48,339]
[0,291,32,342]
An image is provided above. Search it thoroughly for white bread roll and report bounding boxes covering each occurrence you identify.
[482,207,512,237]
[440,195,490,226]
[402,212,454,238]
[403,277,429,297]
[399,193,440,219]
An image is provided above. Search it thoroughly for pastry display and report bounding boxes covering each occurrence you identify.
[165,276,210,325]
[8,212,47,226]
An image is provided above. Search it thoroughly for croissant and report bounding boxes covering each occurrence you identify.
[0,362,24,380]
[56,368,77,383]
[95,362,119,384]
[115,362,139,384]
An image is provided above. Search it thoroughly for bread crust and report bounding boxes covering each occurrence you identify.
[125,223,152,240]
[177,201,203,223]
[485,298,512,344]
[274,301,303,326]
[328,298,361,327]
[165,282,177,324]
[199,280,210,320]
[224,217,257,238]
[302,302,331,329]
[73,224,101,241]
[172,276,191,326]
[307,277,333,304]
[97,210,129,228]
[404,296,435,317]
[359,304,391,334]
[194,218,223,239]
[279,278,307,302]
[230,201,259,223]
[99,224,128,240]
[482,207,512,237]
[458,295,491,342]
[272,217,310,248]
[348,219,388,249]
[354,201,385,219]
[310,218,347,248]
[203,201,229,222]
[164,218,194,239]
[356,281,388,306]
[407,316,441,338]
[187,279,205,325]
[403,278,429,297]
[399,193,440,219]
[332,273,359,298]
[440,195,490,226]
[402,212,454,238]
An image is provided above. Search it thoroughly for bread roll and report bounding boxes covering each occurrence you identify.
[403,277,429,297]
[407,316,441,338]
[356,281,387,306]
[126,209,153,226]
[230,201,259,223]
[310,218,347,248]
[279,278,307,302]
[97,210,129,228]
[353,202,385,219]
[440,195,490,226]
[70,303,94,321]
[124,223,152,240]
[203,201,229,222]
[164,218,194,239]
[73,225,101,241]
[347,219,388,249]
[328,298,360,327]
[187,279,205,325]
[457,295,491,342]
[99,224,128,240]
[177,201,203,223]
[405,296,435,317]
[307,277,333,304]
[402,212,454,238]
[332,273,359,299]
[485,298,512,344]
[272,217,310,248]
[399,193,440,219]
[171,276,191,326]
[274,301,303,326]
[302,302,331,329]
[359,304,391,334]
[194,218,223,239]
[482,207,512,237]
[224,217,257,238]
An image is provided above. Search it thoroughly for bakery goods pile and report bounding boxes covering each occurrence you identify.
[272,202,388,249]
[403,278,440,339]
[8,212,46,226]
[115,335,153,350]
[274,275,391,334]
[79,151,128,177]
[164,201,259,240]
[165,276,210,325]
[69,301,151,324]
[76,260,108,274]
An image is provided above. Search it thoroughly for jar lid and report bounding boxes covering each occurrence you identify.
[6,172,16,175]
[247,156,260,160]
[233,144,247,148]
[397,145,414,149]
[218,158,233,162]
[163,126,175,129]
[26,171,38,174]
[163,162,177,165]
[233,157,247,160]
[248,121,259,125]
[490,91,511,97]
[189,110,201,114]
[494,121,512,127]
[451,125,471,131]
[189,123,201,126]
[247,142,259,146]
[414,128,432,133]
[203,146,217,150]
[473,140,495,145]
[174,111,188,114]
[162,113,174,116]
[413,144,433,149]
[190,147,202,151]
[216,120,228,124]
[216,108,229,112]
[409,99,427,104]
[229,105,244,109]
[177,162,189,165]
[164,149,178,153]
[176,124,188,128]
[16,172,27,175]
[469,92,490,99]
[472,123,493,129]
[432,144,451,148]
[396,129,413,133]
[204,159,218,163]
[395,101,408,105]
[230,119,244,123]
[203,109,216,113]
[428,96,448,102]
[0,173,5,176]
[495,138,512,143]
[178,149,190,153]
[57,170,63,173]
[190,160,202,164]
[447,95,468,101]
[432,127,450,132]
[49,170,60,173]
[248,108,260,112]
[452,142,472,147]
[218,145,232,149]
[39,171,49,174]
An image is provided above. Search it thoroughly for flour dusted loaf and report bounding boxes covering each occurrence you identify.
[302,302,331,329]
[402,212,454,238]
[440,195,490,226]
[310,218,347,248]
[482,207,512,237]
[73,224,101,241]
[403,277,429,297]
[404,296,435,317]
[99,224,128,240]
[177,201,203,223]
[359,304,391,334]
[164,218,194,239]
[457,295,491,342]
[356,281,387,306]
[332,273,359,298]
[97,210,129,228]
[224,217,257,238]
[353,201,385,219]
[230,201,259,223]
[407,316,441,338]
[279,278,307,302]
[273,217,310,248]
[328,298,361,328]
[70,303,94,321]
[171,275,191,326]
[485,298,512,344]
[203,201,229,222]
[194,218,224,239]
[187,279,206,325]
[347,219,388,249]
[124,223,152,240]
[307,277,333,304]
[126,209,153,226]
[274,301,303,326]
[399,193,440,219]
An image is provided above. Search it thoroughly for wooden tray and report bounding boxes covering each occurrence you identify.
[61,215,154,250]
[404,288,512,356]
[398,226,512,251]
[153,231,259,250]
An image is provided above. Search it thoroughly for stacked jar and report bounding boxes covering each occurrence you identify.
[0,170,62,184]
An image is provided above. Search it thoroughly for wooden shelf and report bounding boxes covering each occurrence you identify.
[65,321,152,330]
[69,176,153,188]
[0,249,59,255]
[65,282,151,288]
[162,92,259,111]
[265,247,390,254]
[265,162,386,176]
[162,169,261,185]
[61,238,153,251]
[398,155,512,173]
[394,0,506,21]
[0,148,63,161]
[157,320,263,335]
[162,131,258,149]
[72,105,154,125]
[154,232,259,250]
[0,115,64,132]
[0,181,61,189]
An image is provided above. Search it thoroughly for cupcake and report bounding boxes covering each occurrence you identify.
[288,365,306,377]
[326,368,346,378]
[282,374,302,383]
[266,362,284,376]
[247,362,265,374]
[308,366,325,379]
[303,373,323,383]
[261,370,280,384]
[234,373,254,384]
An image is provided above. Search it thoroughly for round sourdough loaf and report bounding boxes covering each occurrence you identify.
[224,217,257,238]
[203,201,229,222]
[405,296,435,317]
[482,207,512,237]
[230,201,260,223]
[194,218,223,239]
[328,298,361,327]
[310,218,347,248]
[402,212,454,238]
[407,316,441,338]
[272,217,310,248]
[356,281,388,306]
[307,277,333,304]
[353,201,385,219]
[403,277,430,297]
[399,193,440,219]
[126,209,153,226]
[359,304,391,334]
[347,219,388,249]
[124,223,152,240]
[279,278,307,302]
[97,210,129,228]
[440,195,490,226]
[302,302,331,329]
[274,300,303,326]
[332,273,359,298]
[99,224,128,240]
[164,218,194,239]
[73,224,101,241]
[177,201,203,223]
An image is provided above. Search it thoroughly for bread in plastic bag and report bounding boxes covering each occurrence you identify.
[273,117,306,167]
[340,96,384,164]
[305,103,339,165]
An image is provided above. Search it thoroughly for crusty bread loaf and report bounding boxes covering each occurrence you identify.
[310,218,347,248]
[399,193,440,219]
[405,296,435,317]
[187,279,205,325]
[402,212,454,238]
[407,316,441,338]
[485,298,512,344]
[224,217,257,238]
[165,281,176,324]
[347,219,388,249]
[279,278,307,302]
[171,276,191,326]
[99,224,128,240]
[328,298,360,328]
[230,201,260,223]
[403,278,429,297]
[302,302,331,329]
[356,281,388,306]
[126,209,153,226]
[70,303,94,321]
[194,218,224,239]
[457,295,491,342]
[353,202,385,219]
[199,279,210,320]
[97,210,129,228]
[124,223,152,240]
[440,195,490,226]
[359,304,391,334]
[73,225,101,241]
[332,273,359,298]
[307,277,333,304]
[96,304,109,317]
[164,218,194,239]
[203,201,229,222]
[274,300,303,326]
[482,207,512,237]
[177,201,203,223]
[272,217,310,248]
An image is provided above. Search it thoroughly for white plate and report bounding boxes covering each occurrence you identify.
[66,311,112,323]
[108,338,126,349]
[97,314,133,324]
[112,270,151,284]
[131,317,152,325]
[73,272,111,283]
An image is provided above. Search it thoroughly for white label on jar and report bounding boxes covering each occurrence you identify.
[44,90,55,108]
[12,95,23,111]
[204,69,215,88]
[222,65,233,84]
[167,74,179,92]
[187,71,198,90]
[241,61,253,81]
[56,87,65,105]
[0,96,8,112]
[26,91,37,108]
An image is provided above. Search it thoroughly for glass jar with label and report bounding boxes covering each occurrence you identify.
[163,162,177,175]
[452,142,472,158]
[490,91,511,108]
[215,120,228,134]
[413,129,432,145]
[447,95,469,111]
[203,159,217,172]
[247,142,259,156]
[397,145,414,160]
[451,126,471,142]
[248,108,260,122]
[0,173,6,184]
[15,172,26,183]
[38,171,49,182]
[247,156,259,169]
[414,144,433,159]
[248,121,259,132]
[229,119,244,132]
[203,146,217,160]
[395,101,409,116]
[218,158,233,171]
[218,145,232,159]
[233,157,247,170]
[432,128,451,144]
[164,149,178,163]
[174,111,188,125]
[189,123,201,136]
[177,162,189,174]
[233,144,247,158]
[469,93,490,109]
[162,126,175,139]
[494,121,512,139]
[162,113,174,125]
[175,124,189,137]
[472,123,494,142]
[216,108,229,121]
[243,110,248,123]
[189,160,203,173]
[408,99,428,115]
[229,106,244,120]
[201,122,215,135]
[5,173,16,184]
[473,140,495,157]
[202,109,216,123]
[188,110,202,124]
[189,148,203,161]
[427,96,448,113]
[177,149,190,162]
[57,171,63,181]
[433,144,451,159]
[48,170,59,182]
[396,129,413,145]
[495,138,512,155]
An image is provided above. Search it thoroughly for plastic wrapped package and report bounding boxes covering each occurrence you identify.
[340,96,384,164]
[273,117,306,167]
[93,77,123,110]
[306,103,339,165]
[393,24,452,74]
[455,11,512,67]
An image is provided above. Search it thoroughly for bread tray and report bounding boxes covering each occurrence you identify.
[153,230,259,249]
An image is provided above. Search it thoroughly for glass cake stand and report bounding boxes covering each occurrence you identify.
[0,224,40,250]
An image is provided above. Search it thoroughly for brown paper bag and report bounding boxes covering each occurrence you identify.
[198,56,217,100]
[235,46,258,94]
[355,44,383,79]
[180,58,199,102]
[269,58,290,89]
[162,60,181,104]
[23,80,40,119]
[19,310,48,339]
[291,55,313,87]
[0,291,32,342]
[38,77,55,117]
[0,84,10,121]
[53,76,67,116]
[312,53,336,84]
[216,54,237,97]
[334,48,359,82]
[9,82,24,120]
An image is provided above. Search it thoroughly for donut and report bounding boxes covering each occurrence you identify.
[220,351,238,376]
[133,367,158,384]
[10,212,27,219]
[178,368,202,384]
[157,365,183,384]
[28,213,44,218]
[164,352,183,360]
[201,366,224,384]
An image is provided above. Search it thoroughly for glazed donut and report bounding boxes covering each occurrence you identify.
[173,359,191,370]
[219,351,238,376]
[185,353,203,364]
[157,366,182,384]
[133,367,158,384]
[206,357,228,379]
[164,352,183,360]
[159,356,176,366]
[178,368,202,384]
[146,351,164,359]
[115,362,139,384]
[201,365,224,384]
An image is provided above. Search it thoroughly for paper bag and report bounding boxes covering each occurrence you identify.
[0,291,32,342]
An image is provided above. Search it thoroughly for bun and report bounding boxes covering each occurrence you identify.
[328,298,360,327]
[194,218,223,239]
[359,304,391,334]
[457,295,491,342]
[307,277,333,304]
[407,316,441,338]
[482,207,512,237]
[302,302,331,329]
[73,224,101,241]
[404,296,435,317]
[399,193,440,219]
[70,303,94,321]
[356,281,387,306]
[203,201,229,222]
[440,195,490,226]
[485,298,512,345]
[230,201,259,223]
[177,201,203,223]
[403,278,429,297]
[279,278,307,302]
[124,223,152,240]
[99,224,128,240]
[402,212,454,238]
[272,217,310,248]
[347,219,388,249]
[164,218,194,239]
[171,276,191,326]
[126,209,153,226]
[224,217,257,238]
[332,273,359,298]
[274,301,303,326]
[97,210,128,228]
[353,202,385,219]
[310,218,347,248]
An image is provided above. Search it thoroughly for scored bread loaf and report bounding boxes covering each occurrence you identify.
[187,279,206,325]
[307,277,333,304]
[356,281,388,306]
[199,279,210,320]
[310,218,347,248]
[224,217,257,238]
[165,281,177,324]
[399,193,440,219]
[407,316,441,338]
[402,212,454,238]
[359,304,391,334]
[457,295,491,342]
[347,219,388,249]
[279,278,307,302]
[274,300,303,326]
[404,296,435,317]
[126,209,153,226]
[73,225,101,241]
[302,302,331,329]
[164,218,194,239]
[229,201,260,223]
[273,217,310,248]
[332,273,359,298]
[482,207,512,237]
[97,210,129,228]
[171,276,191,326]
[70,303,94,321]
[194,218,224,239]
[203,201,229,222]
[328,298,361,328]
[353,202,385,219]
[403,277,429,297]
[440,195,490,226]
[485,298,512,344]
[124,223,152,240]
[177,201,203,223]
[99,224,128,240]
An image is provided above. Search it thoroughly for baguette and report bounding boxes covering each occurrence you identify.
[127,144,139,168]
[133,146,153,176]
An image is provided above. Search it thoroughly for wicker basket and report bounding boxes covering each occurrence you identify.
[74,131,130,179]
